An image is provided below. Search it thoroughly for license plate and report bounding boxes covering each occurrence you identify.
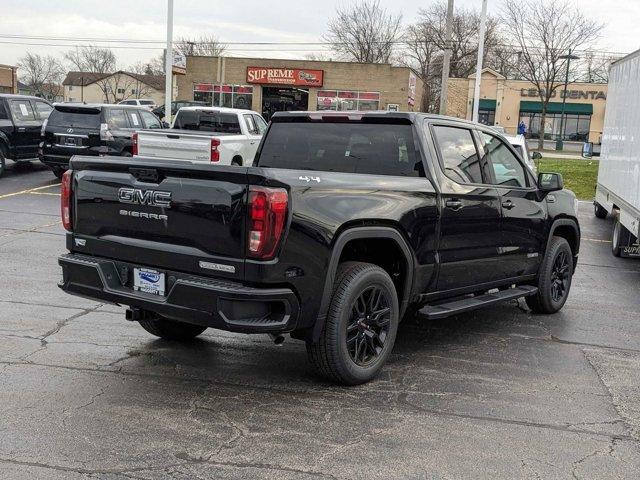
[65,137,77,146]
[133,268,165,296]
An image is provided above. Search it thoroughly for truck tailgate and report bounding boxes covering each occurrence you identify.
[136,130,216,162]
[70,157,248,278]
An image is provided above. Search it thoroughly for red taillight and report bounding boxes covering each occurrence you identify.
[131,132,138,156]
[247,186,288,260]
[61,170,72,231]
[210,138,220,162]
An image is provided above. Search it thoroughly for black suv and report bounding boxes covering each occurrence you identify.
[0,94,53,177]
[40,103,163,178]
[58,112,580,385]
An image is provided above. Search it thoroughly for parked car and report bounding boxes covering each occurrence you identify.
[58,111,580,385]
[503,133,542,173]
[151,101,207,120]
[134,106,267,166]
[40,103,163,178]
[118,99,157,110]
[0,94,53,177]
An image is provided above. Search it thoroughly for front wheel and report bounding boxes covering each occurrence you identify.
[51,167,65,180]
[307,262,399,385]
[139,316,207,341]
[526,236,573,314]
[594,202,608,219]
[0,152,5,178]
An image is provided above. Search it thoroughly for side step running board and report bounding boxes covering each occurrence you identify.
[418,285,538,320]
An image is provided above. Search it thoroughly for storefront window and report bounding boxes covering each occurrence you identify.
[193,84,253,109]
[317,90,380,111]
[519,112,591,142]
[478,109,496,126]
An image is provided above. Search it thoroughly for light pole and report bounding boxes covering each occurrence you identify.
[555,50,580,151]
[439,0,454,115]
[164,0,174,125]
[471,0,488,123]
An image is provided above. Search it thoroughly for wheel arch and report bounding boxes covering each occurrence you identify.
[231,155,243,166]
[548,218,580,258]
[312,226,414,341]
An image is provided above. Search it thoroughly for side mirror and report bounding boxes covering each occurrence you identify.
[531,151,542,160]
[538,172,564,192]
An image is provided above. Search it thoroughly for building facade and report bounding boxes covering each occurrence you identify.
[0,64,18,94]
[62,71,165,105]
[447,68,608,144]
[176,56,422,120]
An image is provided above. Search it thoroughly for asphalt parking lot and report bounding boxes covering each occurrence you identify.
[1,160,639,479]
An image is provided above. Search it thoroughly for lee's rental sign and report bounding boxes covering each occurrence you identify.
[246,67,324,87]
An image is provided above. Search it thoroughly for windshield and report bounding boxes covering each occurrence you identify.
[173,110,241,134]
[257,121,423,177]
[48,107,101,129]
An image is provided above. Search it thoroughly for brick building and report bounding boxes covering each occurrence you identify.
[176,56,422,120]
[0,64,18,94]
[447,68,608,144]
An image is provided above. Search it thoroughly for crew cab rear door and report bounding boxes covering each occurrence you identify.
[428,122,505,291]
[7,98,41,159]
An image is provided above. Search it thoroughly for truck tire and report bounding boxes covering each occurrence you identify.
[0,151,5,178]
[307,262,399,385]
[611,217,628,257]
[594,202,608,219]
[526,236,573,314]
[231,157,242,167]
[139,316,207,341]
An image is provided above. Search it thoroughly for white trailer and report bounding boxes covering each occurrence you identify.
[593,49,640,258]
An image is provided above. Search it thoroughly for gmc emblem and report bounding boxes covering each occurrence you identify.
[118,188,172,208]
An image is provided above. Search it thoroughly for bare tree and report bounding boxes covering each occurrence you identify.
[174,35,226,57]
[64,46,116,73]
[94,72,155,104]
[501,0,603,149]
[130,54,165,76]
[17,52,65,100]
[402,1,504,112]
[324,0,402,63]
[581,52,618,83]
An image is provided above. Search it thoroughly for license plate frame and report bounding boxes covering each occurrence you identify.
[133,268,166,296]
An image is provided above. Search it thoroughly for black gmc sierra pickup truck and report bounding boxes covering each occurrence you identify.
[58,111,580,385]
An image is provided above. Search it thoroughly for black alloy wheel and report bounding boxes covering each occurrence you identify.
[346,285,391,366]
[550,250,570,303]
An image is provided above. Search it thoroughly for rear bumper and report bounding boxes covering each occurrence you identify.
[59,253,300,334]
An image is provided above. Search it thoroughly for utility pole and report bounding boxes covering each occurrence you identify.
[472,0,488,123]
[556,49,580,151]
[439,0,454,115]
[164,0,174,124]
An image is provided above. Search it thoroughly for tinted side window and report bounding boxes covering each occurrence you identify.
[258,122,422,177]
[140,110,161,129]
[432,125,483,184]
[480,132,527,188]
[253,114,268,135]
[34,101,53,119]
[0,101,8,120]
[9,100,36,122]
[106,109,129,129]
[243,114,258,134]
[127,110,142,128]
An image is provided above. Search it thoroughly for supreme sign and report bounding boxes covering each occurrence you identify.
[247,67,324,87]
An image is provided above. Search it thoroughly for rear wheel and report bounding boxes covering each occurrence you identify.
[0,152,5,178]
[121,150,132,157]
[526,236,573,314]
[611,217,629,257]
[594,202,608,219]
[231,157,243,167]
[139,316,207,341]
[307,262,399,385]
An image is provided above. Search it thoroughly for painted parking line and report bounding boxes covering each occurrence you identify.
[583,237,612,243]
[30,192,61,197]
[0,183,61,200]
[0,220,62,238]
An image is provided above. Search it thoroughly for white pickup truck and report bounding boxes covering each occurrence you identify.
[134,107,268,166]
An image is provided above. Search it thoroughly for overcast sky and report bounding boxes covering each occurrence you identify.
[1,0,638,73]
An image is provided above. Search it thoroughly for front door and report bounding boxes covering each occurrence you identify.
[429,123,504,292]
[477,130,546,277]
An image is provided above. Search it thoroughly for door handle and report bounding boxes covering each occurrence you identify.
[502,200,516,210]
[445,199,463,211]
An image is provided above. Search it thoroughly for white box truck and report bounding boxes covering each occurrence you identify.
[593,49,640,258]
